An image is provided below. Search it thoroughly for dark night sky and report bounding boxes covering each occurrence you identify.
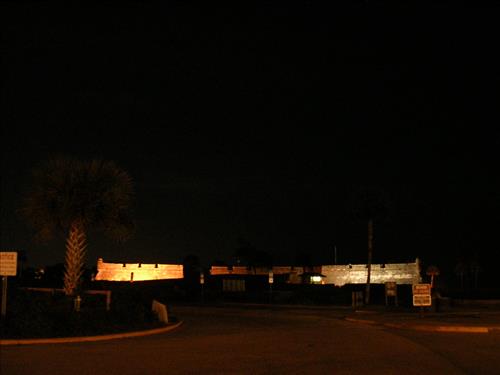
[1,2,499,277]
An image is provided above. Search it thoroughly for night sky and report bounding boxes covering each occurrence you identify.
[1,2,499,278]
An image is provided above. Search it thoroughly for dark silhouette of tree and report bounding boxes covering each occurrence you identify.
[294,251,313,270]
[233,237,273,270]
[183,254,201,299]
[233,237,255,266]
[454,261,467,289]
[454,259,481,290]
[17,250,28,278]
[469,260,481,289]
[20,157,134,296]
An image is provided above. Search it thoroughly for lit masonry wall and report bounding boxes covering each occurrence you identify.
[95,258,421,284]
[322,259,421,286]
[210,266,313,276]
[210,266,322,284]
[94,258,183,281]
[210,260,421,286]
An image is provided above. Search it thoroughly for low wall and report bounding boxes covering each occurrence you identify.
[94,258,183,281]
[209,266,321,276]
[322,260,421,286]
[94,258,420,285]
[210,261,421,286]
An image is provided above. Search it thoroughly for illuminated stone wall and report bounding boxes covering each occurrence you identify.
[322,259,421,286]
[209,266,315,276]
[95,257,420,284]
[210,260,421,286]
[94,258,183,281]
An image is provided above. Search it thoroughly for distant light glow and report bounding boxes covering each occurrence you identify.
[311,275,322,283]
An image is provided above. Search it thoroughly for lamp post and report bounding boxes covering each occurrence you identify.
[268,270,273,304]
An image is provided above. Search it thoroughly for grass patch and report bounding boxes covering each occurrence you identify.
[0,288,172,339]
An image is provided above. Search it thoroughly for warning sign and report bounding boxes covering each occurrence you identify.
[0,252,17,276]
[413,294,432,306]
[412,283,431,306]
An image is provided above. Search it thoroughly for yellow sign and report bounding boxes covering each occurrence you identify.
[413,283,431,294]
[413,295,432,306]
[0,252,17,276]
[412,283,431,306]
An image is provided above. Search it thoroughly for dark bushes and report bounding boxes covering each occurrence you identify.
[0,288,162,339]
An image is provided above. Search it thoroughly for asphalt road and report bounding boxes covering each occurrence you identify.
[2,305,500,375]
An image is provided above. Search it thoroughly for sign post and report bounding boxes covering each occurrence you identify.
[1,277,7,318]
[426,266,440,289]
[1,252,18,318]
[385,281,398,306]
[268,270,273,304]
[200,272,205,304]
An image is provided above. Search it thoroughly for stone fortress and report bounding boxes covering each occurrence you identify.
[95,257,421,286]
[322,260,421,286]
[94,258,183,282]
[210,259,421,285]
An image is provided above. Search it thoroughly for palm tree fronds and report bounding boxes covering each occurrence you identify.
[21,156,135,296]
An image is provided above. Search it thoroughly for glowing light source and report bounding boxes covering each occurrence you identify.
[311,275,322,283]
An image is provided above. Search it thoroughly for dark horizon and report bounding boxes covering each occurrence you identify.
[1,3,499,282]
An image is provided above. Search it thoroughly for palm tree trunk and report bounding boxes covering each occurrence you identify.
[63,220,87,296]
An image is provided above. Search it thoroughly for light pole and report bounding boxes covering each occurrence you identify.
[268,270,273,304]
[365,218,373,305]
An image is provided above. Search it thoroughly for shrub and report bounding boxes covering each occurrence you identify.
[0,288,162,339]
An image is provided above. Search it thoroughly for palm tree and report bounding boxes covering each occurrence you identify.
[21,157,134,296]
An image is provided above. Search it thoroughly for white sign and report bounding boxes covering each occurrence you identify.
[413,294,432,306]
[0,252,17,276]
[412,283,431,306]
[385,281,397,297]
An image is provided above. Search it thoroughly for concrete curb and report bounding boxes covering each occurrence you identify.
[383,322,490,333]
[220,302,352,311]
[0,321,183,346]
[345,317,494,334]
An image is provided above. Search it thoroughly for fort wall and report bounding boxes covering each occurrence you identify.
[209,266,322,276]
[322,259,421,286]
[209,260,421,286]
[94,258,421,285]
[94,258,183,281]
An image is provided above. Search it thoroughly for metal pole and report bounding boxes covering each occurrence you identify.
[268,270,273,304]
[106,291,111,311]
[200,272,205,304]
[1,276,8,318]
[365,219,373,305]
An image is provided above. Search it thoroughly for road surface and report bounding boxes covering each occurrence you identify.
[2,305,499,374]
